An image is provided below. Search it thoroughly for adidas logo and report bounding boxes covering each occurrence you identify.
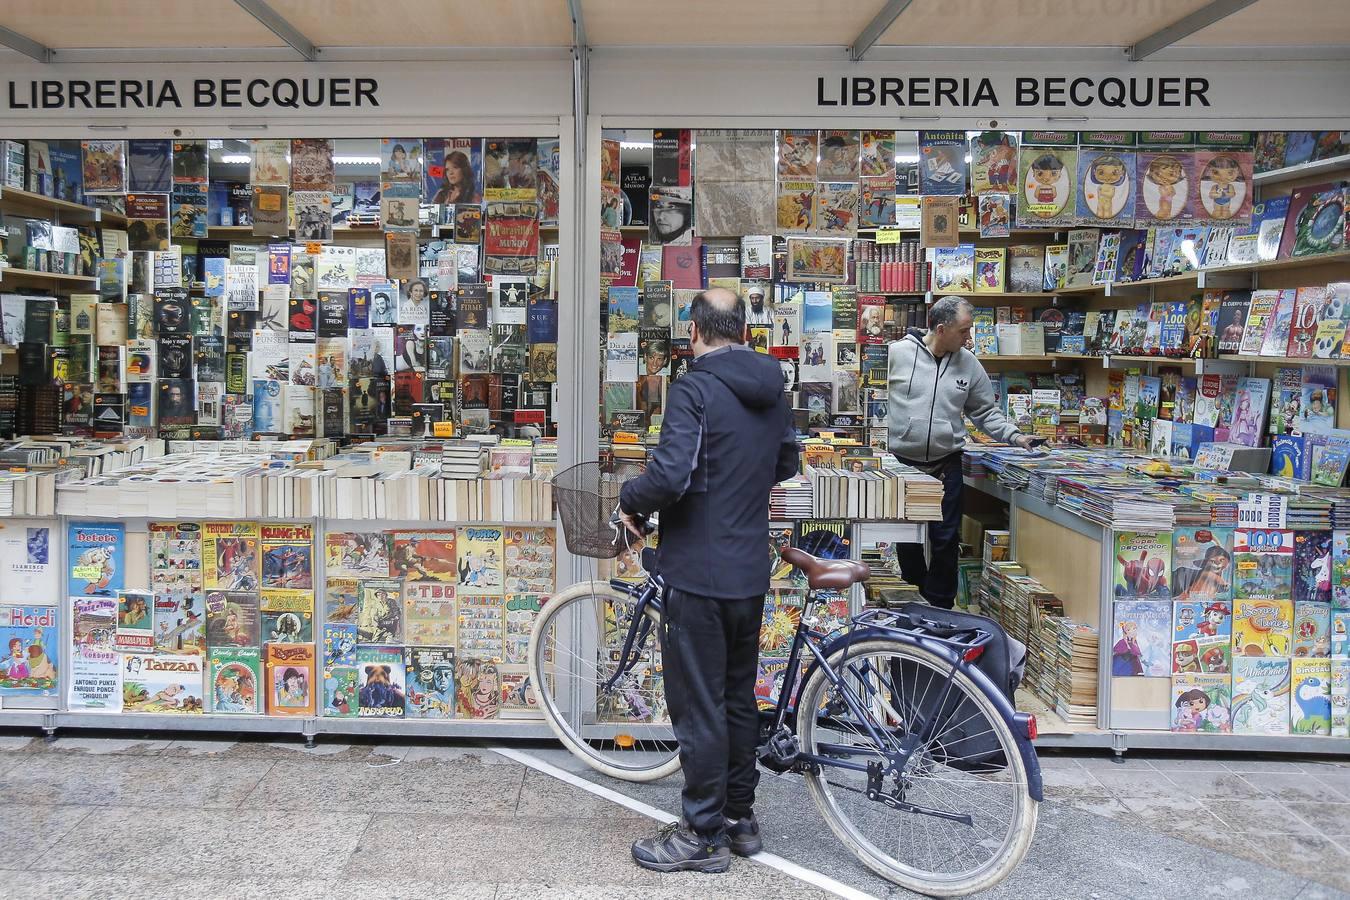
[955,378,969,389]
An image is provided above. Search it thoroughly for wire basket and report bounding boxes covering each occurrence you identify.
[552,460,644,559]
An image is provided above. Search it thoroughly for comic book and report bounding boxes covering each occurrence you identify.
[0,605,58,700]
[1231,656,1291,735]
[1109,599,1170,676]
[502,593,542,666]
[1293,600,1332,658]
[457,594,505,662]
[264,641,316,716]
[1233,598,1295,657]
[261,602,312,644]
[504,526,555,594]
[456,656,503,719]
[69,597,121,712]
[1291,657,1332,735]
[400,581,454,647]
[388,530,458,584]
[1233,529,1294,601]
[760,589,804,656]
[355,644,405,717]
[769,527,795,589]
[1170,672,1232,733]
[122,652,205,713]
[1171,598,1232,676]
[499,668,544,719]
[457,526,505,594]
[1338,610,1350,655]
[322,665,358,717]
[1293,531,1334,605]
[755,656,804,712]
[67,521,125,597]
[1113,532,1172,601]
[112,589,154,652]
[208,646,261,714]
[202,521,260,592]
[1171,528,1234,603]
[405,645,455,718]
[0,523,55,606]
[205,590,259,648]
[324,533,389,578]
[152,588,205,656]
[356,577,403,644]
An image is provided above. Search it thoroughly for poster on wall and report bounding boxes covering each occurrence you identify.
[1016,144,1076,228]
[0,519,58,603]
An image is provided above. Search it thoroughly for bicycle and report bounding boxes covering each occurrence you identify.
[531,461,1043,897]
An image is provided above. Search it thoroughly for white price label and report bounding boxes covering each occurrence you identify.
[1237,493,1287,530]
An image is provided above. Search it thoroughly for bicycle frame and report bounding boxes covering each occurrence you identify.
[602,574,1043,803]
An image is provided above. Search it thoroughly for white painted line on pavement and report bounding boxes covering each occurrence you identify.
[488,745,883,900]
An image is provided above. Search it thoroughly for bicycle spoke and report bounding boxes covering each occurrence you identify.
[799,640,1035,893]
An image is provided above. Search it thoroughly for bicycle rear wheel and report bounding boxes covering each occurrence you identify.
[797,638,1037,897]
[528,580,681,782]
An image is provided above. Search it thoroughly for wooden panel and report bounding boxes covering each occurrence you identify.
[272,0,573,47]
[7,0,281,48]
[1109,676,1170,730]
[1010,505,1102,627]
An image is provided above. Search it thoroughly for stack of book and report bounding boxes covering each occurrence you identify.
[1054,619,1100,725]
[898,468,944,520]
[769,474,813,519]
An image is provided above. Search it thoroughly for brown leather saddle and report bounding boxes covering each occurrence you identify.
[781,547,869,591]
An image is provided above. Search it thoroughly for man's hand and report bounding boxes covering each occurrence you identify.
[1013,434,1044,450]
[617,509,646,540]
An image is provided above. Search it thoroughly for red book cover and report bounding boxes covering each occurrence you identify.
[662,239,703,290]
[611,237,641,287]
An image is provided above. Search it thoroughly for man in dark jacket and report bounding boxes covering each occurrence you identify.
[619,287,799,873]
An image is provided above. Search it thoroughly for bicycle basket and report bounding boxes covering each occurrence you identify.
[552,460,645,559]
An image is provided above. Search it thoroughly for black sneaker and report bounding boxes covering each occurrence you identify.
[631,821,731,873]
[724,813,763,857]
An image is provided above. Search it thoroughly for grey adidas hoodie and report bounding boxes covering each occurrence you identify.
[887,333,1022,463]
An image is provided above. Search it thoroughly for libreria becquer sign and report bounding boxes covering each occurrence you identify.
[816,75,1212,109]
[5,76,381,111]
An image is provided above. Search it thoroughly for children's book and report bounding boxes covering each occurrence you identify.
[1255,195,1291,261]
[1216,291,1252,354]
[1333,532,1350,610]
[1298,365,1337,434]
[1231,656,1291,735]
[264,642,315,716]
[1113,532,1172,601]
[1110,599,1170,676]
[1290,657,1332,735]
[404,645,455,719]
[1293,531,1334,605]
[208,646,261,715]
[932,245,975,294]
[1233,598,1295,657]
[1238,289,1279,355]
[1286,286,1327,358]
[972,247,1005,293]
[1293,600,1332,658]
[1258,289,1297,357]
[1170,672,1232,733]
[1233,529,1294,601]
[121,652,204,713]
[1171,528,1234,602]
[1334,658,1349,736]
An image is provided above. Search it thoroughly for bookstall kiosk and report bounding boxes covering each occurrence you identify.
[0,54,586,742]
[583,48,1350,755]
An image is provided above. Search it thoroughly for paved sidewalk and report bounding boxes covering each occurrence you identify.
[0,730,1347,899]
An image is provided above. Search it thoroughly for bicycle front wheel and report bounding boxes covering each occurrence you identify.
[528,580,681,782]
[798,638,1037,897]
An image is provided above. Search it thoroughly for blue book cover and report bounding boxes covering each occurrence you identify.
[47,144,84,204]
[918,131,968,196]
[203,257,227,299]
[1284,132,1317,167]
[67,522,125,598]
[1114,229,1146,282]
[1160,301,1189,354]
[348,288,370,329]
[1172,422,1194,459]
[1137,376,1161,419]
[127,139,172,193]
[1271,434,1305,478]
[322,622,358,669]
[1189,424,1216,458]
[606,286,639,330]
[802,290,833,334]
[527,297,558,344]
[0,605,59,698]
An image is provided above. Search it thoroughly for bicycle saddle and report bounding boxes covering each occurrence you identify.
[781,547,869,591]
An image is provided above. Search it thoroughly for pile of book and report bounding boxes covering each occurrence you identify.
[1053,619,1100,725]
[769,474,813,519]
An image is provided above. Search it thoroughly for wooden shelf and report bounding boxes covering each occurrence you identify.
[0,266,96,286]
[1054,249,1350,296]
[1217,353,1350,367]
[0,185,120,225]
[968,291,1056,299]
[973,354,1062,362]
[1253,153,1350,187]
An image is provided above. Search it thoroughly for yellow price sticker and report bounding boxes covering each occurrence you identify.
[875,227,902,245]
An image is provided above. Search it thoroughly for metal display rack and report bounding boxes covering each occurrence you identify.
[2,513,930,747]
[966,477,1350,756]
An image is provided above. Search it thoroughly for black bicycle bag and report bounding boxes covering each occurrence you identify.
[887,602,1027,771]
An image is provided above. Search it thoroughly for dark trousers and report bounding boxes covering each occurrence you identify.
[895,452,964,609]
[659,587,763,836]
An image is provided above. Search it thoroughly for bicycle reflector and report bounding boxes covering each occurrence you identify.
[1014,712,1038,741]
[961,644,985,662]
[615,733,635,748]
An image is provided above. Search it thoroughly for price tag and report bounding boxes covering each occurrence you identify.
[305,242,323,255]
[1238,492,1286,529]
[875,227,902,245]
[431,421,455,438]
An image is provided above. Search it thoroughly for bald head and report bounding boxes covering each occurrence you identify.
[690,288,746,349]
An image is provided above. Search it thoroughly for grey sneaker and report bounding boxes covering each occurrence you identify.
[631,821,732,873]
[724,813,763,857]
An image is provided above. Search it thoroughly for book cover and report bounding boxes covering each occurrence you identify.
[1233,597,1295,657]
[405,645,455,718]
[1042,244,1068,290]
[264,642,315,716]
[1255,195,1291,261]
[1291,657,1332,734]
[208,646,261,714]
[1113,532,1172,601]
[1239,289,1280,356]
[1216,290,1252,354]
[1017,146,1075,228]
[1193,150,1253,224]
[1007,245,1045,293]
[355,644,406,717]
[1171,527,1234,602]
[1170,672,1232,733]
[932,245,975,294]
[1234,529,1295,603]
[1318,281,1350,358]
[1286,285,1327,358]
[972,247,1005,293]
[121,651,204,713]
[1231,656,1291,735]
[1293,532,1334,605]
[205,590,259,648]
[1110,599,1170,676]
[1293,600,1332,658]
[1283,182,1346,258]
[1136,151,1192,224]
[1298,365,1337,433]
[1077,149,1135,225]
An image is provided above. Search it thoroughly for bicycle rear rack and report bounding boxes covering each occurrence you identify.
[852,608,994,660]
